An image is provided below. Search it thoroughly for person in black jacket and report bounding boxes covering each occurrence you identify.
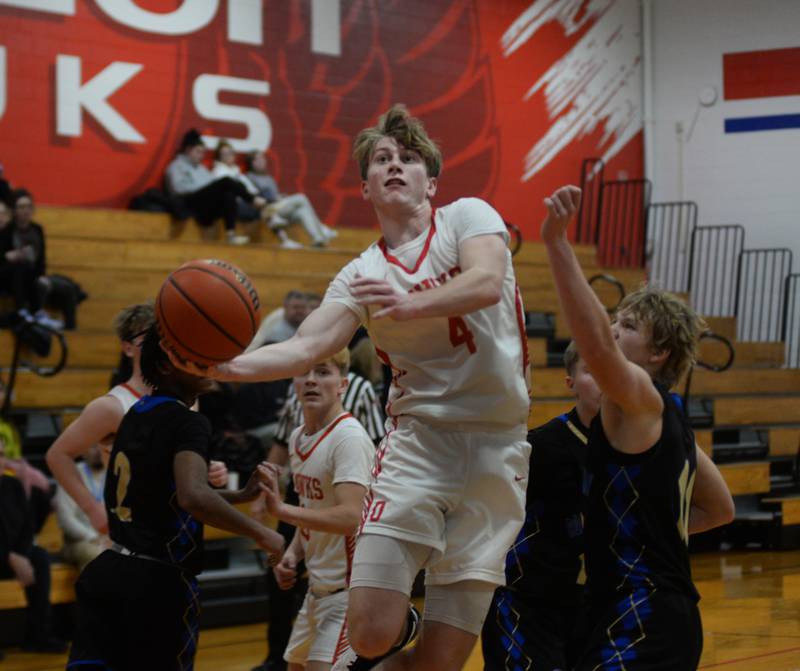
[0,439,67,653]
[1,189,62,329]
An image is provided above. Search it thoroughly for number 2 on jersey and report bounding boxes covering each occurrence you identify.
[111,452,133,522]
[448,316,476,354]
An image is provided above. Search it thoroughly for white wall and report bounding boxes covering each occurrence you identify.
[649,0,800,268]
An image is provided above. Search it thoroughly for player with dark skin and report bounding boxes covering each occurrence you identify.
[67,328,285,671]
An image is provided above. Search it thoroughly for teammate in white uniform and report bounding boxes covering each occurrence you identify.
[259,349,373,671]
[173,104,531,671]
[47,302,228,535]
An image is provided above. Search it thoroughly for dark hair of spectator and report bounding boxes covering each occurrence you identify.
[214,139,234,161]
[139,325,170,390]
[10,188,33,207]
[245,150,263,172]
[284,290,306,303]
[179,128,205,153]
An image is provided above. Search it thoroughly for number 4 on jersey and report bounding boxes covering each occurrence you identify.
[448,317,476,354]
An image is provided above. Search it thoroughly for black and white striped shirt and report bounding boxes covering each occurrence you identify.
[274,372,385,446]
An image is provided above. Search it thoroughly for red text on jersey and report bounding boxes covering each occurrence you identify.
[293,474,324,500]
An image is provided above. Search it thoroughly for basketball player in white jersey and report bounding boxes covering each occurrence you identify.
[173,104,531,671]
[258,349,373,671]
[47,302,228,535]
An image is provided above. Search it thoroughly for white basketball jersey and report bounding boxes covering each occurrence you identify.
[324,198,529,433]
[106,383,143,415]
[289,413,373,591]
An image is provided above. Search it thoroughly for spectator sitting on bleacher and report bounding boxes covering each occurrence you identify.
[247,290,310,351]
[245,149,337,247]
[165,129,266,246]
[0,194,60,329]
[0,439,67,653]
[213,140,306,250]
[53,443,109,572]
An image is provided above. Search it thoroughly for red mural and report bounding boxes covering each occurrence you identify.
[0,0,642,238]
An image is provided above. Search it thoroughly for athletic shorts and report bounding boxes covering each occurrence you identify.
[67,550,200,671]
[573,589,702,671]
[482,586,583,671]
[284,589,349,666]
[359,416,530,586]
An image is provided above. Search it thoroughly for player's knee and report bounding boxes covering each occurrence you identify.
[347,613,400,659]
[346,591,407,659]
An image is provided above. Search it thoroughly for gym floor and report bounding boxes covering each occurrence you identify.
[3,550,799,671]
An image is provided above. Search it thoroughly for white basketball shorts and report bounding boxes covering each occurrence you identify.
[356,416,531,587]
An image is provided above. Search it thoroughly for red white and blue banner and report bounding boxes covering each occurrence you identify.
[723,46,800,133]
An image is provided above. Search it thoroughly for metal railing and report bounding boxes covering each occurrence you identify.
[588,273,626,314]
[735,248,793,342]
[596,179,652,268]
[576,158,605,244]
[682,331,735,408]
[782,274,800,368]
[1,321,68,418]
[646,201,698,293]
[687,225,745,317]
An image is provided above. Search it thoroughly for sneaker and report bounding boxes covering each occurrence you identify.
[279,238,303,250]
[34,310,64,330]
[321,224,339,240]
[332,605,420,670]
[226,232,251,245]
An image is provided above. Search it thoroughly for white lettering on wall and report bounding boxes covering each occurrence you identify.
[56,55,144,143]
[94,0,217,36]
[311,0,340,56]
[0,0,74,14]
[227,0,261,45]
[0,47,5,121]
[193,74,271,152]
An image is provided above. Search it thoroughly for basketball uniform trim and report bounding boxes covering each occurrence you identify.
[294,413,354,462]
[377,210,436,274]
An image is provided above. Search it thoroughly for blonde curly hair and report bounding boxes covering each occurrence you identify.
[616,286,706,388]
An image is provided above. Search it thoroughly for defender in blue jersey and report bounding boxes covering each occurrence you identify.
[542,186,735,671]
[482,343,600,671]
[67,327,284,671]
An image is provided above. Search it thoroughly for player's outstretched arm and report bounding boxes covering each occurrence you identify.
[541,186,663,421]
[259,465,366,535]
[689,445,735,534]
[174,451,284,555]
[350,232,507,321]
[45,396,122,533]
[205,302,360,383]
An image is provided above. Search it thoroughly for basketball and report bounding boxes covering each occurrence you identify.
[156,259,261,366]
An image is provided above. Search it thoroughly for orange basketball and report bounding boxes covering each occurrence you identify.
[156,259,261,366]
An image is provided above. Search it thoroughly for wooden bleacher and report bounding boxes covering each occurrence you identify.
[3,204,799,610]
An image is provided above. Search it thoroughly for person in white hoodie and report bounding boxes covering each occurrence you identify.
[165,130,264,245]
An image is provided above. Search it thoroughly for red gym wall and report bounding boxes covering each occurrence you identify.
[0,0,643,238]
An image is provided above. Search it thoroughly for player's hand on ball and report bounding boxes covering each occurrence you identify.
[541,185,582,244]
[208,460,229,488]
[274,553,298,590]
[350,275,416,321]
[162,339,232,380]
